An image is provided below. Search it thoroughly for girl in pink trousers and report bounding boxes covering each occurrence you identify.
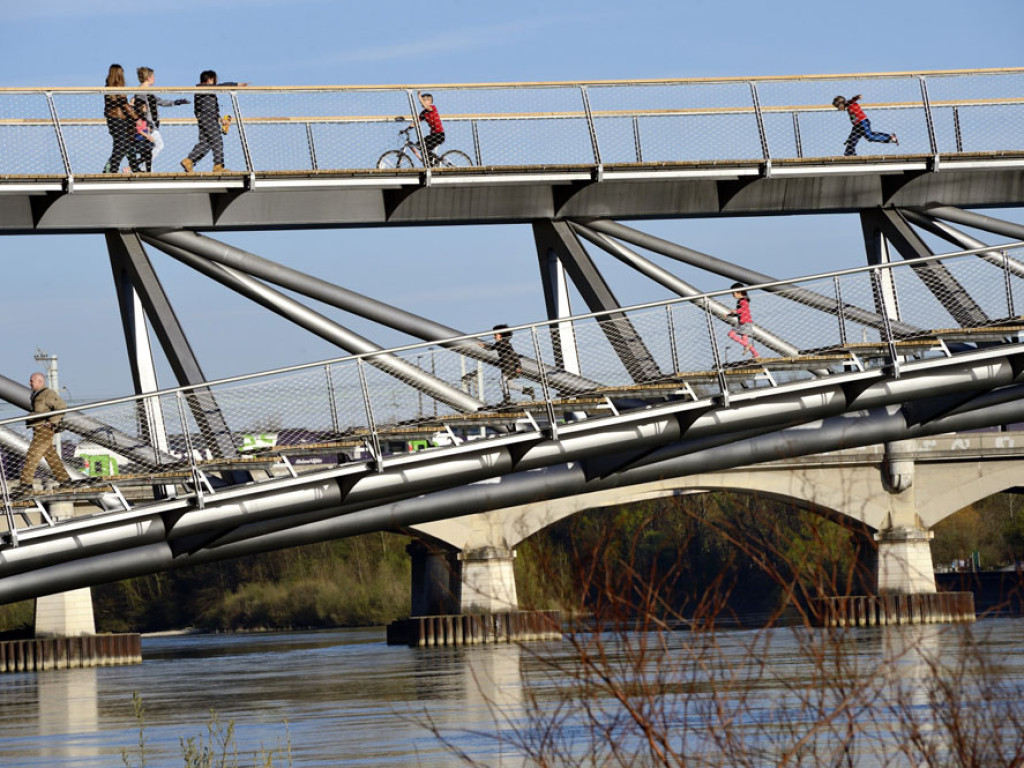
[727,283,759,358]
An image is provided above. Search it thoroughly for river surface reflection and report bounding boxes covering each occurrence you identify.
[0,618,1021,767]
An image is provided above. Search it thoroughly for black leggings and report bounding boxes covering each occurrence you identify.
[105,117,140,173]
[424,132,445,161]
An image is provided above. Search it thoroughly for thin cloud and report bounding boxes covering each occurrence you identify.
[301,15,601,69]
[2,0,312,21]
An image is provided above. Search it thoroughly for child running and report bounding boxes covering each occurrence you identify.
[727,283,759,359]
[832,94,898,157]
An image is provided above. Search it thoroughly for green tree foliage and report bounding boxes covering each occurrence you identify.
[92,534,411,633]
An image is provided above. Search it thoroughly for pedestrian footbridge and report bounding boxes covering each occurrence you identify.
[1,67,1023,231]
[2,66,1024,612]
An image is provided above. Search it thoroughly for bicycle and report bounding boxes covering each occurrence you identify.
[376,120,473,169]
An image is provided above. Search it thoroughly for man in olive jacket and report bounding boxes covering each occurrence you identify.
[20,372,72,486]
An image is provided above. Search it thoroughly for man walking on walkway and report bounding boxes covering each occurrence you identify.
[20,372,72,488]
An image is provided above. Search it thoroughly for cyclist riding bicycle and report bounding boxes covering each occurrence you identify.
[417,91,444,165]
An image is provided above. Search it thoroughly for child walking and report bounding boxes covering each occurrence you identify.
[727,283,759,358]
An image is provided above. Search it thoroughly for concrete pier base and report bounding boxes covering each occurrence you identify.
[876,526,936,595]
[813,592,975,627]
[387,610,562,647]
[35,589,97,637]
[460,546,518,613]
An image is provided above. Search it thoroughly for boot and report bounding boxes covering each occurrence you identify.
[180,157,194,173]
[212,163,226,172]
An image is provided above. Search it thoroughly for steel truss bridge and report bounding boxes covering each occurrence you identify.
[1,68,1024,601]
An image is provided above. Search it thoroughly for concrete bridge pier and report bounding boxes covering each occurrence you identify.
[459,546,518,613]
[876,441,936,595]
[33,500,96,637]
[390,540,559,647]
[406,540,519,615]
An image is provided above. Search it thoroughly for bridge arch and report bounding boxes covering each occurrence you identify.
[411,468,892,553]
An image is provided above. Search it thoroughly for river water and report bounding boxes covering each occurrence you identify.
[0,618,1022,767]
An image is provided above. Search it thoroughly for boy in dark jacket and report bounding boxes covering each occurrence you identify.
[181,70,247,173]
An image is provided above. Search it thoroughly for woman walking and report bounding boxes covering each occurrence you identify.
[103,64,140,173]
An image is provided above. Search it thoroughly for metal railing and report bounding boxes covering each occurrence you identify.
[1,68,1023,178]
[2,240,1023,540]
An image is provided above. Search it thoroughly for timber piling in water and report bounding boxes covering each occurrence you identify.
[0,633,142,672]
[813,592,975,627]
[387,610,562,647]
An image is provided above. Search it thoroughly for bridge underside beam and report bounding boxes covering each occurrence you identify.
[3,166,1024,233]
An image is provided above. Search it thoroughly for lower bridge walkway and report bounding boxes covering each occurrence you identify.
[1,242,1024,605]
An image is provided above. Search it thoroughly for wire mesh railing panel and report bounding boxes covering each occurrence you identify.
[829,272,889,347]
[743,282,847,354]
[887,252,1024,332]
[359,360,455,434]
[756,76,923,159]
[588,80,764,164]
[0,93,65,175]
[50,92,116,175]
[923,72,1024,154]
[442,86,595,166]
[199,367,343,453]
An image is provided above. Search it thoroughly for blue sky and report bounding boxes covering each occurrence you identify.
[1,0,1023,402]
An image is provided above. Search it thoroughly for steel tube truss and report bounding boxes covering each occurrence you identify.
[142,230,600,395]
[569,221,801,359]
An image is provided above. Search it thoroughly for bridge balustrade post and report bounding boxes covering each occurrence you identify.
[918,76,939,165]
[580,85,602,170]
[228,93,253,174]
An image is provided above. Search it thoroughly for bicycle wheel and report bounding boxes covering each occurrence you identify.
[438,150,473,167]
[377,150,414,170]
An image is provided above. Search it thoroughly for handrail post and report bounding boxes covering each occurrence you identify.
[0,450,17,548]
[356,358,383,472]
[470,119,483,165]
[405,89,429,181]
[953,106,963,153]
[872,268,901,379]
[667,306,680,373]
[45,93,73,189]
[749,82,771,174]
[228,92,254,175]
[175,391,205,507]
[305,122,319,171]
[531,327,558,440]
[919,76,939,169]
[834,275,848,346]
[325,363,340,435]
[580,85,602,175]
[632,115,644,163]
[1002,250,1016,318]
[792,112,804,158]
[705,305,729,405]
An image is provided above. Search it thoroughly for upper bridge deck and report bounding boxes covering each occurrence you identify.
[2,67,1023,232]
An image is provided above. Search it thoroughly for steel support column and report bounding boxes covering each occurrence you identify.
[534,227,581,376]
[532,221,661,383]
[104,231,239,465]
[861,210,989,326]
